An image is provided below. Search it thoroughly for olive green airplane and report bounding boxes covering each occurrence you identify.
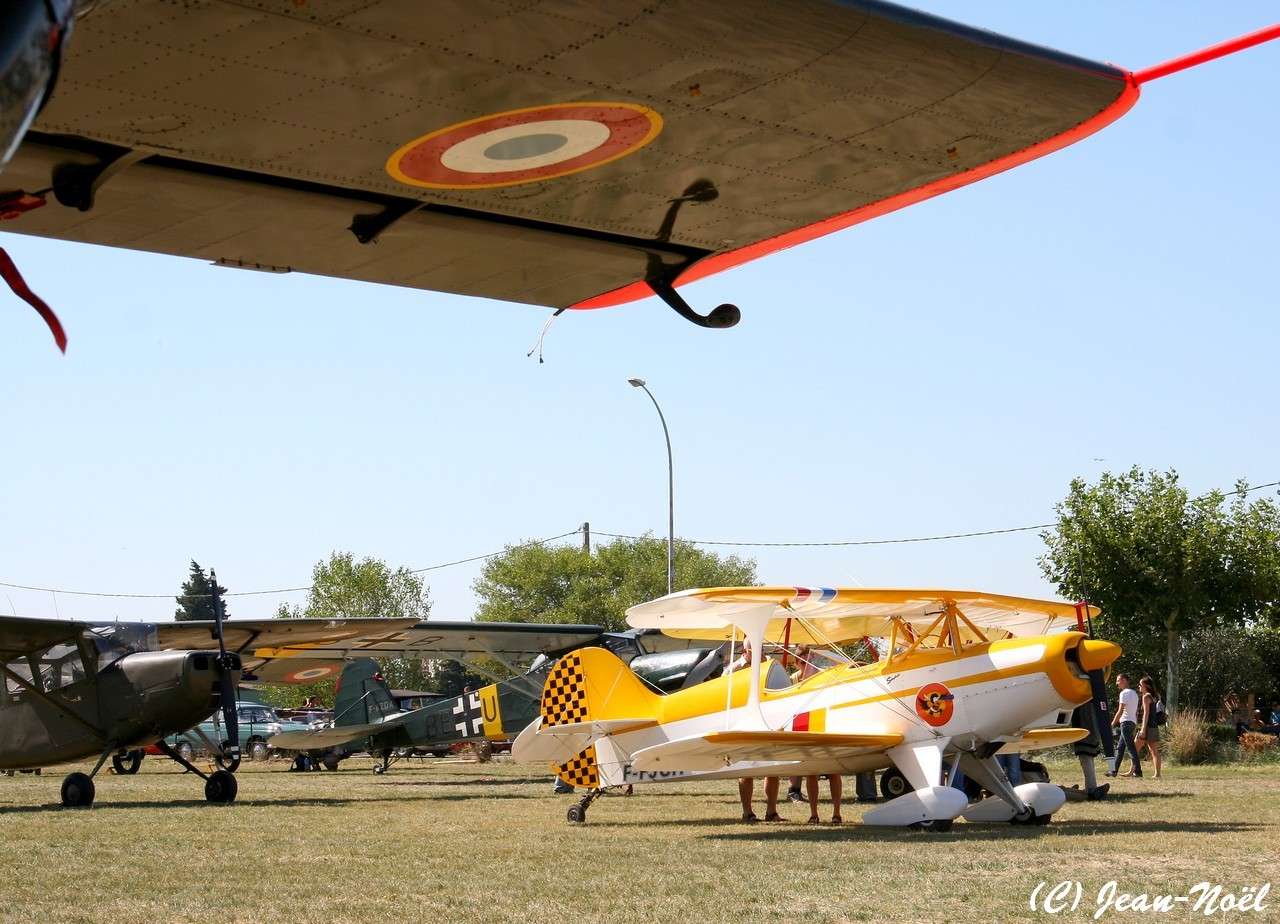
[268,630,716,773]
[0,609,430,807]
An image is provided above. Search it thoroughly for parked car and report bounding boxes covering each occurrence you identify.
[163,704,314,762]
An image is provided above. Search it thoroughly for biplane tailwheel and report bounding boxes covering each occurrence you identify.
[566,804,586,824]
[204,769,238,804]
[60,772,95,808]
[111,750,144,775]
[908,818,952,833]
[372,764,386,774]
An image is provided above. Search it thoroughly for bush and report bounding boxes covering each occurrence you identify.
[1208,723,1239,744]
[1238,732,1280,762]
[1167,709,1216,764]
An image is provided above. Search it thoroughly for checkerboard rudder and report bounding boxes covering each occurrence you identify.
[537,647,662,730]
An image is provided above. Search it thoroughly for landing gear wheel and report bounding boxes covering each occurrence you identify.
[566,804,586,824]
[175,741,194,764]
[111,750,144,775]
[61,772,95,808]
[322,753,341,772]
[247,739,268,762]
[204,769,238,804]
[1031,813,1052,826]
[1010,806,1038,825]
[880,768,911,800]
[372,764,386,774]
[292,755,313,772]
[908,818,952,833]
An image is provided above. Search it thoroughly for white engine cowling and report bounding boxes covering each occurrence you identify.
[863,785,969,826]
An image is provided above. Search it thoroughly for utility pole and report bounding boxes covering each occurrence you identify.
[581,521,590,554]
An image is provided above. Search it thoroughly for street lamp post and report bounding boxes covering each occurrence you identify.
[628,377,674,596]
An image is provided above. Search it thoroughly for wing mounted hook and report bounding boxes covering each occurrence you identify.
[644,179,740,329]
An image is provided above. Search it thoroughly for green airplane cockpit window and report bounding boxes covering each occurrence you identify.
[32,642,86,692]
[87,623,158,669]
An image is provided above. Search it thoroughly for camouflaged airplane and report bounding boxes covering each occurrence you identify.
[514,587,1121,829]
[267,625,728,772]
[1,1,1277,349]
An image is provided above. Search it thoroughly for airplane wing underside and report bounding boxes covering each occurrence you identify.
[629,729,904,772]
[3,0,1131,313]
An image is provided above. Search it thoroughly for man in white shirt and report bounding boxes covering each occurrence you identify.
[1106,673,1144,778]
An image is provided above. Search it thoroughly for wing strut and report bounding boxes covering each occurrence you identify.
[1133,23,1280,84]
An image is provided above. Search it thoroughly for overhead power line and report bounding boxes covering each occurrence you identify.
[0,529,583,601]
[1,480,1274,602]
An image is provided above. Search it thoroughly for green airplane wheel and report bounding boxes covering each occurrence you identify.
[60,772,94,808]
[204,769,238,804]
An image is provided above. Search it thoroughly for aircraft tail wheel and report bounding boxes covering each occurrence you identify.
[1031,814,1052,826]
[204,769,238,804]
[322,754,341,772]
[908,818,952,833]
[372,764,385,774]
[60,772,95,808]
[111,750,144,775]
[566,804,586,824]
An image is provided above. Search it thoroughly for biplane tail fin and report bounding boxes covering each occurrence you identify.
[333,658,398,727]
[512,647,660,785]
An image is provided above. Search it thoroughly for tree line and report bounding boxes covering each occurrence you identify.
[175,472,1280,715]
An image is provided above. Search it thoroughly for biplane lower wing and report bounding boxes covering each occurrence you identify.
[630,729,903,772]
[995,727,1089,755]
[511,717,657,765]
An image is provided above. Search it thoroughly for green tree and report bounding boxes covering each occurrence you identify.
[272,552,434,706]
[473,535,756,631]
[1039,468,1280,713]
[174,561,228,622]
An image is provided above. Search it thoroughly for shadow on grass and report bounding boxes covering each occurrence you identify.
[375,777,553,787]
[697,819,1268,842]
[1092,790,1193,803]
[0,794,461,813]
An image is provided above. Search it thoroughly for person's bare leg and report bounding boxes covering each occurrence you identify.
[829,774,843,822]
[806,774,820,822]
[1151,742,1162,779]
[738,778,755,820]
[765,776,780,819]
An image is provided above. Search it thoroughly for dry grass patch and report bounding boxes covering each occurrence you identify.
[0,755,1275,923]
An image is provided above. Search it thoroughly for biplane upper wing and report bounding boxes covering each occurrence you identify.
[156,618,605,683]
[627,586,1092,643]
[630,729,903,772]
[1,0,1170,320]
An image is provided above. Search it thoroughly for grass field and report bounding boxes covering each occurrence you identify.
[0,755,1275,924]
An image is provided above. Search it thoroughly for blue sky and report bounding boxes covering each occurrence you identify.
[1,1,1276,625]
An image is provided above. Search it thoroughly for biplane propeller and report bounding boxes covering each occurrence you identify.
[514,587,1122,830]
[1,2,1277,349]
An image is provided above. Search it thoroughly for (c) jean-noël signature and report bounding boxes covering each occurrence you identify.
[1030,880,1271,918]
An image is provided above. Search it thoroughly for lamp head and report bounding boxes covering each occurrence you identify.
[627,378,645,388]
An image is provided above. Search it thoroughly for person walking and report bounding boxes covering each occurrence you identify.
[1106,673,1143,778]
[1136,675,1164,780]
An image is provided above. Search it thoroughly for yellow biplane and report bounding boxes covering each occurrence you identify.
[513,587,1120,830]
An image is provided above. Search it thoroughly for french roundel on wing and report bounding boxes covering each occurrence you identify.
[386,102,662,190]
[283,665,338,683]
